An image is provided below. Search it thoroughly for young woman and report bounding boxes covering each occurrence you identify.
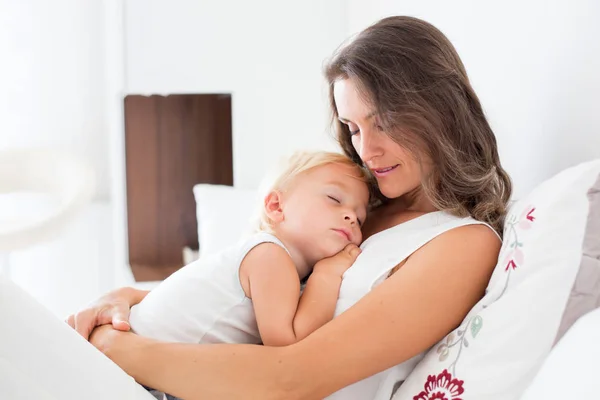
[71,16,511,399]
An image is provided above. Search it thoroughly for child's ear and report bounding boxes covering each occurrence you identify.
[264,190,284,223]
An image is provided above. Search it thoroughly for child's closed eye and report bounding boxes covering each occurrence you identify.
[327,195,341,203]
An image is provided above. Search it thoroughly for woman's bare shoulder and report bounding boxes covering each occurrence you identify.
[409,222,501,275]
[440,222,501,248]
[387,220,499,277]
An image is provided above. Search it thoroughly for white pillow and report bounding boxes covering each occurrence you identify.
[394,159,600,400]
[521,308,600,399]
[192,184,259,257]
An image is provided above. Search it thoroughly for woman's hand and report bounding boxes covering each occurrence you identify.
[89,324,147,375]
[88,324,123,356]
[65,287,149,340]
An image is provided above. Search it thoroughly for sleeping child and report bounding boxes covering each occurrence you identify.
[129,151,370,400]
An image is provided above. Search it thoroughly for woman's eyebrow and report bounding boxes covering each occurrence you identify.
[338,111,376,124]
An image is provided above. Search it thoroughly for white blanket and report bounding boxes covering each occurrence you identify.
[0,275,155,400]
[2,272,599,399]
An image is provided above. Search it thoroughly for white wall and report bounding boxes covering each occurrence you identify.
[6,2,596,201]
[0,0,110,200]
[124,0,348,189]
[4,2,597,308]
[347,0,600,198]
[10,203,116,317]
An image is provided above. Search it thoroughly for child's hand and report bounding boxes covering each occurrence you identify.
[313,244,361,278]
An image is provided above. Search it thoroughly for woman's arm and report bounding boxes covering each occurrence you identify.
[91,327,297,399]
[92,224,500,400]
[66,287,149,340]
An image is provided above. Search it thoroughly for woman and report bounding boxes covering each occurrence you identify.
[71,16,511,399]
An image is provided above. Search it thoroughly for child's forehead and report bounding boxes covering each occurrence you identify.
[306,166,368,199]
[306,173,364,192]
[307,162,364,181]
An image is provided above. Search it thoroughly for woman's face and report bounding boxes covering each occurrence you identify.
[333,78,429,201]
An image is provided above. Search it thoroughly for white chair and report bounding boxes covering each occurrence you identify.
[0,148,95,277]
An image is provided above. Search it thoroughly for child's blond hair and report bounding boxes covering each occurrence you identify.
[256,150,369,233]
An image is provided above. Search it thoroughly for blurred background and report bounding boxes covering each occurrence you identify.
[1,0,599,317]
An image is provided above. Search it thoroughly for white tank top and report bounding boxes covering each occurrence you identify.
[326,211,498,400]
[129,232,289,344]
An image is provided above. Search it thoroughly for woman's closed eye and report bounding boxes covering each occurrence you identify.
[345,123,360,136]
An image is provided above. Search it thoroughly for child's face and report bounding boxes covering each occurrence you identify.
[279,163,369,264]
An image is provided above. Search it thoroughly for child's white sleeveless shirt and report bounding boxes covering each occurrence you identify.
[129,232,289,344]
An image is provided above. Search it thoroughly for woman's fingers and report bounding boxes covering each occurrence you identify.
[73,308,98,340]
[89,324,117,354]
[67,304,130,340]
[111,307,131,332]
[63,287,141,340]
[65,314,75,329]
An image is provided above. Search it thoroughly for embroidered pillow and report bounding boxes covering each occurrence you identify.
[393,159,600,400]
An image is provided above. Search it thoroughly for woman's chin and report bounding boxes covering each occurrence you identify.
[377,185,404,200]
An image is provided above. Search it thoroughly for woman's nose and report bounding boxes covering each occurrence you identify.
[357,130,383,162]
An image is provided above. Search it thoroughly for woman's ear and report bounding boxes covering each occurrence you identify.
[264,190,284,224]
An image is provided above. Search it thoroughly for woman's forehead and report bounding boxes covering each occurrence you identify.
[333,79,374,121]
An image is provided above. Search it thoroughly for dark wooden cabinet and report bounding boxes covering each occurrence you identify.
[124,94,233,281]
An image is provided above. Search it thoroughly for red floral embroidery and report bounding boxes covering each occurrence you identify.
[503,246,524,271]
[526,207,536,222]
[504,206,536,272]
[505,259,517,271]
[518,206,536,230]
[413,369,465,400]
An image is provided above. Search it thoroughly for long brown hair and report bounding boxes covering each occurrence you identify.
[325,16,512,234]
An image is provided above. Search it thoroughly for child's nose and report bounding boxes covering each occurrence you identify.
[344,213,357,224]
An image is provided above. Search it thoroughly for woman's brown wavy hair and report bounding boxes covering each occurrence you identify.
[325,16,512,235]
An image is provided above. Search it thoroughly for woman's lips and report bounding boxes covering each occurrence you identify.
[372,164,399,177]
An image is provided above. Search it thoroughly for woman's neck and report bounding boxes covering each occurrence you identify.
[386,188,437,214]
[362,189,437,240]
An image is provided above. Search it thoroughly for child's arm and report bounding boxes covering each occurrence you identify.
[241,243,360,347]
